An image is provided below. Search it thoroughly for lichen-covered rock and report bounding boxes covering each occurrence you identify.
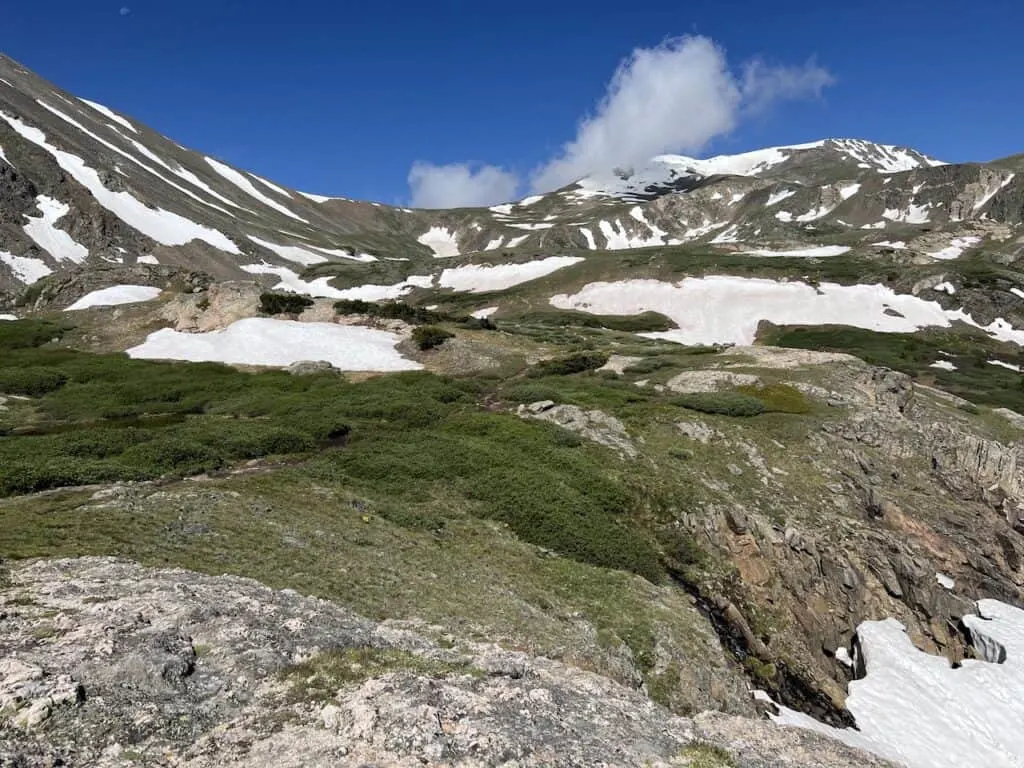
[0,558,895,768]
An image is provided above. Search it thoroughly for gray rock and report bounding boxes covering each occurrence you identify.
[287,360,338,376]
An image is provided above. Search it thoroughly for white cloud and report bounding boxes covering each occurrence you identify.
[408,161,519,209]
[530,36,834,192]
[406,35,834,204]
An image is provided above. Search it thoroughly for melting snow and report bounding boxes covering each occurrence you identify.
[22,195,89,263]
[683,221,728,239]
[740,245,851,257]
[579,228,597,250]
[248,235,375,266]
[80,98,137,133]
[710,225,741,244]
[929,360,957,371]
[973,174,1015,212]
[872,240,906,249]
[0,251,53,284]
[796,202,837,222]
[417,227,460,258]
[861,221,886,230]
[127,318,421,371]
[439,256,583,293]
[928,236,981,260]
[205,158,308,222]
[1012,288,1024,300]
[0,314,17,321]
[550,276,1024,347]
[933,282,956,294]
[508,222,554,231]
[775,211,793,222]
[241,263,432,300]
[883,203,932,224]
[0,143,10,166]
[489,203,514,215]
[830,138,945,173]
[766,189,796,206]
[769,600,1024,768]
[251,173,292,198]
[517,194,544,207]
[484,237,505,251]
[989,359,1022,373]
[505,235,529,248]
[835,647,854,668]
[470,306,498,319]
[119,136,244,213]
[935,573,955,590]
[298,191,335,204]
[839,183,862,200]
[0,111,239,253]
[66,285,161,310]
[137,255,159,265]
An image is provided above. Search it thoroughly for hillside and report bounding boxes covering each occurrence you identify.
[3,52,1024,768]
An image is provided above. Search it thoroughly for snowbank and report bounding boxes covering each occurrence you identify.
[65,285,162,311]
[127,318,421,371]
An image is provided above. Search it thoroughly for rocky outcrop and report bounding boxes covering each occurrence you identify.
[0,557,896,768]
[518,401,638,457]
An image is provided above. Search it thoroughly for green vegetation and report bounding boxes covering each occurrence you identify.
[0,319,68,349]
[281,647,478,702]
[672,392,766,417]
[760,324,1024,411]
[529,351,609,377]
[334,298,443,325]
[517,309,676,333]
[0,367,69,396]
[412,325,455,350]
[736,383,812,414]
[679,743,737,768]
[259,292,314,315]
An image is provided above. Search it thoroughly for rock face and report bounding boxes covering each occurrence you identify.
[0,557,896,768]
[518,401,639,457]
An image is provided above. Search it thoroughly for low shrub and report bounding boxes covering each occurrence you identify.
[0,320,68,350]
[529,351,609,377]
[0,367,68,396]
[118,438,222,477]
[672,391,766,417]
[412,325,454,350]
[736,383,811,414]
[259,292,314,315]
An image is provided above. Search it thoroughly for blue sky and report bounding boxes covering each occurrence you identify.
[5,0,1024,206]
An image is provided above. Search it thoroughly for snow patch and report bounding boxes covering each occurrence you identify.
[65,285,161,311]
[872,240,906,249]
[770,600,1024,768]
[470,306,498,319]
[22,195,89,264]
[766,189,795,206]
[439,256,583,293]
[933,282,956,295]
[80,98,137,133]
[0,111,239,253]
[505,235,529,248]
[551,276,1024,347]
[839,183,862,200]
[740,245,850,258]
[489,203,514,215]
[517,194,544,207]
[0,144,10,167]
[127,318,421,371]
[774,211,793,222]
[973,174,1015,212]
[579,228,597,250]
[205,158,308,222]
[508,222,554,231]
[928,236,981,260]
[936,573,955,590]
[137,255,159,265]
[0,251,53,284]
[251,173,292,198]
[484,237,505,251]
[417,227,460,258]
[989,359,1022,373]
[929,360,957,371]
[883,203,931,224]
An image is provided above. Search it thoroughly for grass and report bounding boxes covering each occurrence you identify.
[679,743,737,768]
[280,647,479,702]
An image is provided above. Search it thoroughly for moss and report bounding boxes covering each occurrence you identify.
[679,743,737,768]
[744,656,778,682]
[280,647,479,702]
[258,292,314,315]
[412,325,455,350]
[672,392,766,417]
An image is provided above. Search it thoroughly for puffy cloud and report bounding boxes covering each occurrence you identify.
[407,36,835,204]
[407,161,519,209]
[530,36,835,192]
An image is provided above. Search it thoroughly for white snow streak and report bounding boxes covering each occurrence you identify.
[765,189,795,206]
[484,237,505,251]
[935,573,955,590]
[137,255,159,265]
[65,284,161,311]
[0,112,239,253]
[127,318,421,371]
[872,240,906,249]
[989,359,1022,373]
[505,235,529,248]
[80,98,137,133]
[205,158,308,222]
[839,182,862,200]
[739,245,850,257]
[929,360,957,371]
[579,228,597,250]
[0,144,10,167]
[470,306,498,319]
[439,256,584,293]
[883,203,931,224]
[22,195,89,263]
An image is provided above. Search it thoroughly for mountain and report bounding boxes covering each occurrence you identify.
[5,54,1024,768]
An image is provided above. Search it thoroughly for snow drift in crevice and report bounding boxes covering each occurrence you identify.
[768,599,1024,768]
[65,285,161,311]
